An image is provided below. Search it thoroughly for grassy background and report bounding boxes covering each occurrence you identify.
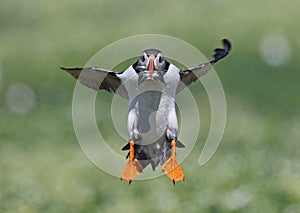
[1,0,300,212]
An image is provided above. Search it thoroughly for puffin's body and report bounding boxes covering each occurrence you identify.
[119,61,182,171]
[61,39,231,184]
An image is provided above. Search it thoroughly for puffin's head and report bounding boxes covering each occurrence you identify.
[134,49,169,82]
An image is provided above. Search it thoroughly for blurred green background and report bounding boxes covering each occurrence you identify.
[1,0,300,212]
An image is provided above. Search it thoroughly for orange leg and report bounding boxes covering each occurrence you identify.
[162,140,185,184]
[121,140,142,184]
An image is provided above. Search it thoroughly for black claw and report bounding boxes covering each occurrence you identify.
[175,139,185,148]
[121,143,130,151]
[173,180,176,185]
[129,180,132,185]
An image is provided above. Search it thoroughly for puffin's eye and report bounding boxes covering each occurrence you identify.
[158,56,164,63]
[140,55,145,62]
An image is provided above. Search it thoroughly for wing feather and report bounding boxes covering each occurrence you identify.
[60,67,128,99]
[177,39,231,93]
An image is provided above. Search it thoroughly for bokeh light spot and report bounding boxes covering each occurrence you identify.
[224,186,253,210]
[259,34,291,67]
[5,83,36,114]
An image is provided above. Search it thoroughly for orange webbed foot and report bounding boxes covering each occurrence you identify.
[121,141,142,184]
[162,140,185,184]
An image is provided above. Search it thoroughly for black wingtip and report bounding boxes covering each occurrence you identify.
[59,67,84,71]
[210,39,232,64]
[222,38,231,53]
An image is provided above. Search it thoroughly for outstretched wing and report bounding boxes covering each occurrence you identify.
[177,39,231,93]
[60,67,128,99]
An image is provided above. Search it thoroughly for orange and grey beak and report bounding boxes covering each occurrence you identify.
[148,55,155,79]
